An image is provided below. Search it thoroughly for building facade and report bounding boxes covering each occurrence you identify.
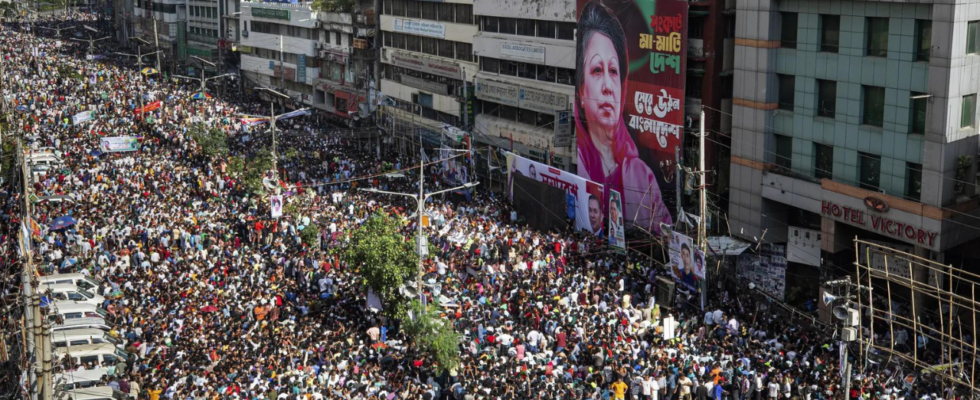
[313,0,377,124]
[378,0,477,153]
[132,0,184,65]
[470,0,576,171]
[186,0,223,60]
[238,0,319,106]
[728,0,980,279]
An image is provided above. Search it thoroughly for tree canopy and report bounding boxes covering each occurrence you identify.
[345,212,417,317]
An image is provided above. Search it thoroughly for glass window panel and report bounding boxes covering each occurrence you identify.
[780,13,797,49]
[862,85,885,126]
[866,17,889,57]
[817,79,836,118]
[820,15,839,53]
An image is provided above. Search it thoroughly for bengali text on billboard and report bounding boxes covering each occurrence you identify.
[574,0,687,235]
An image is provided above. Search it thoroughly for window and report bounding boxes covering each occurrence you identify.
[778,74,795,110]
[421,2,437,20]
[456,4,473,24]
[962,94,976,129]
[499,18,516,35]
[335,31,341,45]
[866,17,889,57]
[481,57,499,73]
[859,152,881,190]
[70,340,90,346]
[906,163,922,201]
[439,40,454,58]
[456,42,472,62]
[516,19,534,36]
[437,3,453,22]
[780,12,798,49]
[405,0,420,18]
[538,21,557,39]
[820,15,839,53]
[558,22,575,40]
[483,17,498,32]
[814,143,833,180]
[968,21,980,54]
[862,86,885,127]
[422,37,437,55]
[915,20,931,61]
[79,356,99,365]
[391,0,404,16]
[910,92,927,134]
[774,134,792,170]
[817,79,836,118]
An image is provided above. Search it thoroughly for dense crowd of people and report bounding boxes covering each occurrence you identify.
[0,12,969,400]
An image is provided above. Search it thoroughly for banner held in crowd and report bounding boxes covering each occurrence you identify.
[72,110,94,125]
[99,136,140,153]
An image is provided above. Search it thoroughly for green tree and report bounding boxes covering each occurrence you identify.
[189,123,229,158]
[227,150,273,195]
[403,300,461,375]
[299,223,320,248]
[345,213,417,318]
[312,0,354,13]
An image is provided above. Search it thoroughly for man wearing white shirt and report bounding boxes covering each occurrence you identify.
[642,374,659,400]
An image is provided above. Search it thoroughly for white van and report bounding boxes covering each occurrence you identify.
[47,301,109,327]
[54,368,111,391]
[52,322,113,333]
[59,385,126,400]
[55,343,129,369]
[45,284,106,307]
[52,329,122,350]
[38,273,102,292]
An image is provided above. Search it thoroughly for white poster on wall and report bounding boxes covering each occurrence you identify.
[500,42,546,63]
[393,18,445,38]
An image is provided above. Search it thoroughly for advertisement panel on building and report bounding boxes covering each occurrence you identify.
[500,42,546,63]
[475,79,519,107]
[554,110,573,147]
[519,87,567,114]
[393,18,445,38]
[506,152,604,235]
[608,189,626,249]
[389,50,461,80]
[575,0,686,235]
[668,231,704,293]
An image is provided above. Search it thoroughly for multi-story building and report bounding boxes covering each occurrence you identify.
[132,0,184,64]
[470,0,576,171]
[728,0,980,283]
[238,0,319,107]
[186,0,222,61]
[378,0,477,154]
[313,0,376,125]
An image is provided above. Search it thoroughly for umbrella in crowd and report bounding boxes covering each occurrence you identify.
[140,67,159,75]
[15,105,28,113]
[48,215,76,230]
[190,91,211,100]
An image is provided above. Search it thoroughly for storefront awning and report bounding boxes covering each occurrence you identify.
[706,236,752,256]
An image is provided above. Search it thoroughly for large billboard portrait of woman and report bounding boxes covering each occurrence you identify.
[575,0,687,235]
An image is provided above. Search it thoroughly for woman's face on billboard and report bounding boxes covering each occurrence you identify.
[580,33,622,141]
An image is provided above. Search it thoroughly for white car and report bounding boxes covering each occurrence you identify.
[45,283,105,307]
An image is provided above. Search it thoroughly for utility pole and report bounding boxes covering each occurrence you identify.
[153,19,161,75]
[697,110,708,308]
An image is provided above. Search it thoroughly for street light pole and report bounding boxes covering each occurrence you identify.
[360,174,478,311]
